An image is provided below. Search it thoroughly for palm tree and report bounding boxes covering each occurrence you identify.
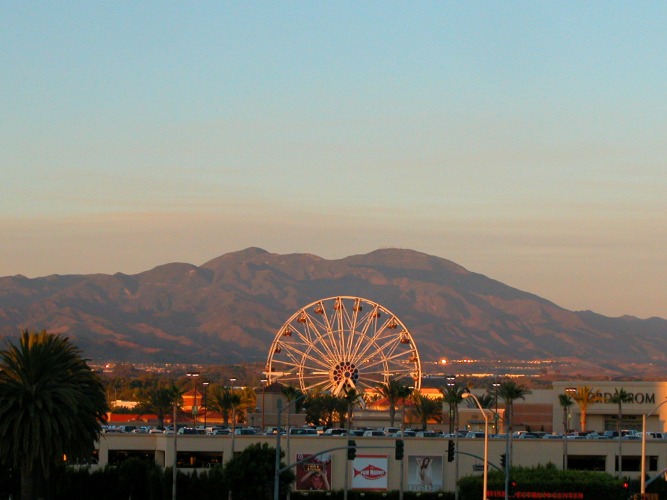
[440,384,465,435]
[234,386,258,424]
[135,383,183,429]
[474,393,496,409]
[281,385,303,428]
[498,380,531,468]
[210,386,242,427]
[377,378,412,427]
[409,390,443,430]
[0,330,108,500]
[342,387,362,430]
[571,386,602,432]
[609,388,632,478]
[558,394,574,470]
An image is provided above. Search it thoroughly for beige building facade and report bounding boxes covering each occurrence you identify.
[93,380,667,494]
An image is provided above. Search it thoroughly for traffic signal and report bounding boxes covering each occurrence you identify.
[500,453,506,469]
[447,440,455,462]
[347,439,357,460]
[395,439,404,460]
[509,480,517,496]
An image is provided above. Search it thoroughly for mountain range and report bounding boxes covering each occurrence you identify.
[1,247,665,378]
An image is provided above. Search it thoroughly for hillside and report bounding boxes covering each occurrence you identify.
[1,247,665,376]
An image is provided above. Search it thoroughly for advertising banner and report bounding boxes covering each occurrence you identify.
[351,454,388,491]
[295,453,332,491]
[407,455,443,492]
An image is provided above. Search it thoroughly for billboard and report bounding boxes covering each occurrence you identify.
[351,454,388,491]
[295,453,332,491]
[407,455,443,492]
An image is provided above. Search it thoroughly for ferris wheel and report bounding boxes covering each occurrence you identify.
[265,296,422,395]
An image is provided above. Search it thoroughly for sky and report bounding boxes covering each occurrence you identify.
[2,2,666,319]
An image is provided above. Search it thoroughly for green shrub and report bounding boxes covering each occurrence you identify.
[459,465,633,500]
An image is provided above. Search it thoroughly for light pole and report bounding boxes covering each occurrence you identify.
[447,375,456,434]
[641,398,667,495]
[202,381,209,430]
[228,377,238,500]
[186,371,200,427]
[260,378,268,431]
[228,378,237,429]
[492,382,500,434]
[274,393,307,500]
[172,402,178,500]
[463,392,488,500]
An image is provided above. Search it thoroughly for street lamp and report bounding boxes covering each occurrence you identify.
[446,375,456,434]
[462,392,488,500]
[187,372,200,427]
[260,378,268,431]
[228,378,237,428]
[492,382,500,434]
[274,393,307,500]
[202,381,210,430]
[641,398,667,495]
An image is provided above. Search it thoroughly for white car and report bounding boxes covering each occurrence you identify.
[322,428,347,436]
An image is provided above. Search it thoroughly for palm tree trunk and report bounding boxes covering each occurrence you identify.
[21,461,38,500]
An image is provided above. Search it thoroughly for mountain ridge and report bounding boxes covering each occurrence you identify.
[1,247,665,376]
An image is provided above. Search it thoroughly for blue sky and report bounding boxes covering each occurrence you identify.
[2,2,666,318]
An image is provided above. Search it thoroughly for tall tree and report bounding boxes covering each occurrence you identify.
[377,378,412,427]
[342,387,362,430]
[440,384,465,435]
[558,393,574,471]
[234,386,258,424]
[135,383,183,429]
[609,388,632,478]
[0,330,108,500]
[498,380,531,468]
[571,386,602,432]
[409,390,443,430]
[281,385,304,426]
[558,394,574,434]
[224,443,295,499]
[209,386,241,427]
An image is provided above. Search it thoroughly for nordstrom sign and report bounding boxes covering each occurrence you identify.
[597,391,656,405]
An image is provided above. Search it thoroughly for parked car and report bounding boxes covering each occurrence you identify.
[264,426,286,435]
[234,427,257,435]
[466,431,486,439]
[391,430,416,437]
[177,427,199,435]
[322,428,347,436]
[117,425,137,433]
[566,432,589,440]
[415,430,439,438]
[211,428,231,435]
[380,427,400,435]
[517,433,541,439]
[289,427,318,435]
[362,430,386,437]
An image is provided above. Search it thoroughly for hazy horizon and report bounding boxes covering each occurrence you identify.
[2,2,666,319]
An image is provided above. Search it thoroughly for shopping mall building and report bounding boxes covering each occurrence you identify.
[94,380,667,494]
